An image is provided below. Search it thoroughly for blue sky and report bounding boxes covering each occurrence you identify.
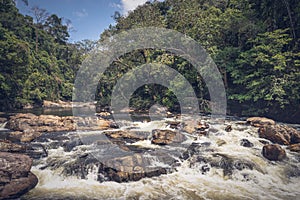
[16,0,151,42]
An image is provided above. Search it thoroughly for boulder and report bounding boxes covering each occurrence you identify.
[151,129,186,145]
[262,144,286,161]
[240,139,254,147]
[225,125,232,132]
[182,120,209,135]
[0,152,38,199]
[287,143,300,153]
[6,113,113,134]
[247,117,275,127]
[258,125,300,145]
[101,154,169,182]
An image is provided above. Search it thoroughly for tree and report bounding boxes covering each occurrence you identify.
[228,29,300,116]
[31,6,49,51]
[44,14,69,44]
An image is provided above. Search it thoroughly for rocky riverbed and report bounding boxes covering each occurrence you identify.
[0,113,300,199]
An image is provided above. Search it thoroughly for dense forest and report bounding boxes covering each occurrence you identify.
[0,0,88,109]
[1,0,300,123]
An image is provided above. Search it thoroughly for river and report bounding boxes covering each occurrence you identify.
[1,110,300,199]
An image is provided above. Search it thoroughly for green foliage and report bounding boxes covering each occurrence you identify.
[0,0,82,110]
[1,0,299,122]
[97,0,300,122]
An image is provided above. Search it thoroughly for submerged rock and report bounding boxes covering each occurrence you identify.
[258,125,300,145]
[247,117,275,127]
[0,152,38,199]
[262,144,286,161]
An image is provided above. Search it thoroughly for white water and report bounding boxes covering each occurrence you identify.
[0,121,8,131]
[23,118,300,200]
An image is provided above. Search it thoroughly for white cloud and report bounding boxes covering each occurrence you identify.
[120,0,149,14]
[74,9,88,18]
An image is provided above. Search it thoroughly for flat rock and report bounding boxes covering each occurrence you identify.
[247,117,275,127]
[5,113,113,137]
[151,129,186,145]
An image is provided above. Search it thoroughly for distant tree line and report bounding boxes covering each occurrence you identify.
[0,0,299,123]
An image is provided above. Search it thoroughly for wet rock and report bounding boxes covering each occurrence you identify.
[216,139,226,146]
[96,112,111,117]
[8,130,42,143]
[0,140,47,159]
[225,125,232,132]
[0,140,26,152]
[240,139,254,147]
[259,140,270,145]
[258,125,300,145]
[53,152,173,183]
[151,129,186,145]
[63,137,84,152]
[182,120,209,135]
[180,142,211,160]
[101,154,170,182]
[247,117,275,127]
[166,121,181,129]
[104,131,147,142]
[0,152,38,199]
[287,143,300,153]
[0,117,7,123]
[195,121,210,135]
[262,144,286,161]
[210,154,256,177]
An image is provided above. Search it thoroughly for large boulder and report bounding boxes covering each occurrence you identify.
[0,152,38,199]
[151,129,186,145]
[262,144,286,161]
[258,125,300,145]
[247,117,275,127]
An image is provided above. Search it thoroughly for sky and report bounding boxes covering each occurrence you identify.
[16,0,151,43]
